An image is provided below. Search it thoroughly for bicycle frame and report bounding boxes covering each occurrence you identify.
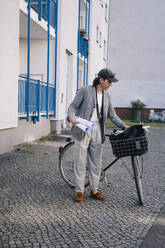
[102,157,120,173]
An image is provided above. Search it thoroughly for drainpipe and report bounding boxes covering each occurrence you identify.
[37,80,40,121]
[38,0,42,21]
[107,0,111,67]
[46,0,50,119]
[86,0,90,86]
[83,0,87,86]
[26,0,31,122]
[54,0,58,118]
[77,0,81,91]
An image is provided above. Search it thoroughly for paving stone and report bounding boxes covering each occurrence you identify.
[0,128,165,247]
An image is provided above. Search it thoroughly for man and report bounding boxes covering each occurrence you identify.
[67,68,128,202]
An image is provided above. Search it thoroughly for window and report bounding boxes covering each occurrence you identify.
[99,32,102,47]
[105,3,108,22]
[103,40,106,60]
[96,26,99,43]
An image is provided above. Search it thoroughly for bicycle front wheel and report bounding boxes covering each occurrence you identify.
[59,141,90,189]
[131,156,144,205]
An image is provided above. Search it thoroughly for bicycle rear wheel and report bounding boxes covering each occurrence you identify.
[59,141,90,189]
[131,156,144,205]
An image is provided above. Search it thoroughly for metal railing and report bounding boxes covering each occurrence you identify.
[18,76,55,121]
[79,33,88,58]
[25,0,57,27]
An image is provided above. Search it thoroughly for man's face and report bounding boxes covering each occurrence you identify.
[100,78,112,90]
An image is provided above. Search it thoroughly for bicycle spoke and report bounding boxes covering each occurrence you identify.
[120,158,133,178]
[59,142,89,188]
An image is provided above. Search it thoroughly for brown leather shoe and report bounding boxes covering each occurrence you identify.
[75,192,84,203]
[90,191,106,201]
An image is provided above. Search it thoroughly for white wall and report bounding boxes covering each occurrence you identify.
[88,0,109,84]
[56,0,79,120]
[109,80,165,109]
[108,0,165,108]
[0,119,50,155]
[0,0,19,129]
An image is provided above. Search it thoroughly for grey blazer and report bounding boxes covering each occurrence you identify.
[67,86,124,142]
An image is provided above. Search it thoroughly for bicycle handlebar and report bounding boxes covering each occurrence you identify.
[105,125,151,137]
[142,126,150,132]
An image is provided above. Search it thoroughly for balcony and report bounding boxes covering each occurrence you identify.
[25,0,57,28]
[18,76,55,121]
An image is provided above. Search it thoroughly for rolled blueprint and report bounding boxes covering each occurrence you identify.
[76,117,96,129]
[77,123,89,132]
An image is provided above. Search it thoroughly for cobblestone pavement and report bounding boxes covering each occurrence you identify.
[0,128,165,248]
[140,203,165,248]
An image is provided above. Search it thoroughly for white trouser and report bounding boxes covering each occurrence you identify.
[73,122,103,192]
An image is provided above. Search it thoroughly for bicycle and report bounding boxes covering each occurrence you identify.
[59,125,150,205]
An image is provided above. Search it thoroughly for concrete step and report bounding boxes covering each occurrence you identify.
[50,134,72,142]
[61,128,72,135]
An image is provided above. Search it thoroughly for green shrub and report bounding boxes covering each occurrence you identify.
[131,99,146,110]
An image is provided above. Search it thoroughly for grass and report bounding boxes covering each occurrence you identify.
[40,135,51,142]
[106,118,165,129]
[16,147,34,154]
[25,143,34,148]
[16,143,35,154]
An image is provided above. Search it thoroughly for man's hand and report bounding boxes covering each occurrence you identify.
[123,124,129,130]
[69,116,78,126]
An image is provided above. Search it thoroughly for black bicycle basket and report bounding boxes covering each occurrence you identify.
[109,125,148,158]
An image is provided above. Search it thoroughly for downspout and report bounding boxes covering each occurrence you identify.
[86,0,90,86]
[26,0,31,122]
[54,0,58,118]
[83,0,87,86]
[107,0,111,66]
[38,0,42,21]
[77,0,81,91]
[46,0,50,119]
[37,80,40,121]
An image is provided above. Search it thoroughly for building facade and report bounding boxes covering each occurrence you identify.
[107,0,165,118]
[0,0,110,154]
